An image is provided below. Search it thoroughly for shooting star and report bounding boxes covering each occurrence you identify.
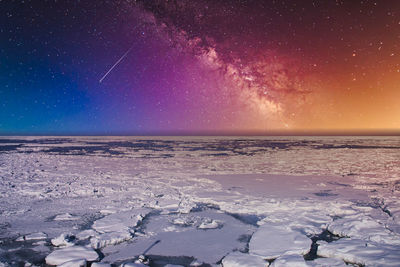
[99,44,135,83]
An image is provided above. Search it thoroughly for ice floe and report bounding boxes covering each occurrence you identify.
[16,232,47,241]
[249,224,311,258]
[45,245,99,265]
[89,209,149,248]
[327,214,400,245]
[317,238,400,267]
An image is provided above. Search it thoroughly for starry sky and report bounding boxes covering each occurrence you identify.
[1,0,399,135]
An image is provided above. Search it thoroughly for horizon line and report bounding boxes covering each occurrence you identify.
[0,130,399,137]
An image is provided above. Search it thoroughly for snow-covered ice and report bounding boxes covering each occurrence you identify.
[317,239,400,266]
[15,232,47,241]
[45,245,99,265]
[249,224,311,258]
[0,136,399,266]
[51,233,75,247]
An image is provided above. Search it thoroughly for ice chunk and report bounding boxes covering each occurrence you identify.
[328,215,400,245]
[89,209,149,248]
[16,232,47,241]
[270,254,308,266]
[76,229,97,240]
[51,233,75,247]
[222,251,267,267]
[171,216,195,226]
[164,265,184,267]
[317,239,400,267]
[90,230,133,249]
[249,224,311,258]
[58,259,86,267]
[92,209,148,233]
[198,218,222,229]
[45,246,99,265]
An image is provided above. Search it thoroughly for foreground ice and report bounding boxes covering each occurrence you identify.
[0,136,399,266]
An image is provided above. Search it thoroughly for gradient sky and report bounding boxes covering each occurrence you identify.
[1,0,399,135]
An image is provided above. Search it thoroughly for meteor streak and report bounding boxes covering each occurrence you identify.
[99,44,135,83]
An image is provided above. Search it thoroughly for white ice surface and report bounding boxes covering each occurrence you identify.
[270,254,308,267]
[221,251,268,267]
[45,246,99,265]
[306,257,348,267]
[15,232,47,241]
[57,259,86,267]
[51,233,75,247]
[89,209,149,249]
[317,239,400,267]
[249,224,311,258]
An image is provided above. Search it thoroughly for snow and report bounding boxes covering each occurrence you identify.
[249,224,311,258]
[221,251,268,267]
[45,246,99,265]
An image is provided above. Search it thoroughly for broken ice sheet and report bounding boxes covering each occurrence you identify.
[0,136,399,266]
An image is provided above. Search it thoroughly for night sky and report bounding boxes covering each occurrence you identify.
[1,0,399,135]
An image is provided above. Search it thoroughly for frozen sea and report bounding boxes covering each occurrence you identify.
[0,136,399,267]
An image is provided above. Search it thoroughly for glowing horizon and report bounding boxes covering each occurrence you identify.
[1,1,399,134]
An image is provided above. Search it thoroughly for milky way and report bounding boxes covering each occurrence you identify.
[1,0,399,134]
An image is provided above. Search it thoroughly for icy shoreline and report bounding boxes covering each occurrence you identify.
[0,136,399,266]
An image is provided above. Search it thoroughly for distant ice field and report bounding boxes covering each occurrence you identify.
[0,136,399,266]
